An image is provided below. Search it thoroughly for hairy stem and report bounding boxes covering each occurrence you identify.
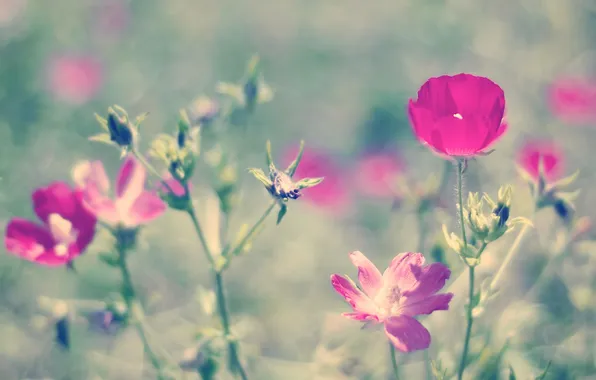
[456,160,471,380]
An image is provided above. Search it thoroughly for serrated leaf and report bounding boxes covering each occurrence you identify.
[247,168,272,187]
[534,361,551,380]
[285,140,305,177]
[295,177,324,189]
[276,204,287,225]
[94,113,109,132]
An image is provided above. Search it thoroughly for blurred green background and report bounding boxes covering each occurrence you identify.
[1,0,596,379]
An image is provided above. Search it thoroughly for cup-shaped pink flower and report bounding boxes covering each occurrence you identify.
[331,251,453,352]
[517,140,564,183]
[72,156,166,228]
[548,78,596,124]
[353,152,404,198]
[408,74,507,158]
[4,182,97,266]
[282,146,350,213]
[47,55,103,105]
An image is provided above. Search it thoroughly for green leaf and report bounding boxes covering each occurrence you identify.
[276,204,287,225]
[295,177,324,189]
[285,140,305,177]
[508,365,517,380]
[535,361,552,380]
[265,140,275,170]
[550,169,580,190]
[215,82,244,104]
[98,251,120,267]
[89,133,116,146]
[247,168,272,188]
[509,216,534,228]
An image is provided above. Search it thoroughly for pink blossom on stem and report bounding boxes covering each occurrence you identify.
[408,74,507,158]
[331,251,453,352]
[353,152,404,198]
[548,78,596,124]
[4,182,97,266]
[282,146,350,213]
[47,55,103,105]
[517,140,564,183]
[72,156,166,228]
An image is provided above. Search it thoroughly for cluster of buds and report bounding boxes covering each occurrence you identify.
[248,140,323,224]
[216,55,273,117]
[444,185,531,266]
[91,105,148,156]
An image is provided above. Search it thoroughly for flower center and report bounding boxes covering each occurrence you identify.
[373,285,402,320]
[453,113,463,120]
[48,213,78,257]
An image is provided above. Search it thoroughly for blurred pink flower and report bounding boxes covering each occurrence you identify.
[517,140,564,183]
[4,182,97,266]
[331,251,452,352]
[47,55,103,105]
[72,156,166,228]
[94,0,129,38]
[158,173,189,198]
[283,146,350,212]
[549,78,596,124]
[408,74,507,158]
[353,152,404,198]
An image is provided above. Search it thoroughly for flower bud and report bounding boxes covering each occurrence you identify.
[107,107,135,147]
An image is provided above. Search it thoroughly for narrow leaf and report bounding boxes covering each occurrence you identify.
[535,361,552,380]
[94,113,109,132]
[247,168,272,188]
[295,177,324,189]
[285,140,305,177]
[89,133,117,146]
[276,204,287,225]
[265,140,275,170]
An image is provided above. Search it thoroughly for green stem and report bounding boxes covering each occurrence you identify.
[457,266,475,380]
[116,244,171,380]
[389,342,400,380]
[456,159,471,380]
[215,271,249,380]
[187,206,216,267]
[131,149,175,194]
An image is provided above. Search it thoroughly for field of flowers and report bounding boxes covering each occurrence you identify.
[1,0,596,379]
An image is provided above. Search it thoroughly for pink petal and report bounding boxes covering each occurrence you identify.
[354,153,404,198]
[548,78,596,124]
[349,251,383,298]
[342,312,379,322]
[158,173,188,197]
[517,140,564,182]
[128,191,166,226]
[5,218,53,261]
[32,182,79,223]
[408,100,436,146]
[399,293,453,317]
[81,187,120,225]
[71,191,98,251]
[72,160,110,194]
[415,76,458,116]
[401,262,452,298]
[431,116,490,157]
[116,155,147,201]
[383,252,425,290]
[447,74,505,120]
[330,274,377,315]
[384,315,431,352]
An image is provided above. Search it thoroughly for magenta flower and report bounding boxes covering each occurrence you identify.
[47,55,103,105]
[408,74,507,158]
[4,182,97,266]
[549,78,596,124]
[72,156,167,228]
[353,152,404,198]
[517,140,564,183]
[331,251,453,352]
[282,146,350,213]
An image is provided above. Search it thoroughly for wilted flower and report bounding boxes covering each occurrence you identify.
[548,78,596,124]
[5,182,97,266]
[72,156,166,228]
[331,251,453,352]
[282,146,350,212]
[516,140,564,183]
[47,55,103,105]
[408,74,507,158]
[353,152,404,199]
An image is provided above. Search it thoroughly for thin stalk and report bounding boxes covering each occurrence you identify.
[389,342,400,379]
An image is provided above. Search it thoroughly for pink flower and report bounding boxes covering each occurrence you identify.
[548,78,596,124]
[4,182,97,266]
[282,146,350,212]
[331,251,453,352]
[72,156,166,228]
[408,74,508,158]
[157,173,189,198]
[47,55,103,105]
[517,140,564,183]
[353,152,404,198]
